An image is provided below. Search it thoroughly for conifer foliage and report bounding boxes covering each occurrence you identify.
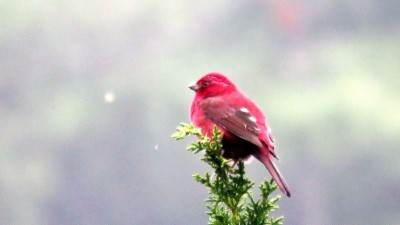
[172,123,284,225]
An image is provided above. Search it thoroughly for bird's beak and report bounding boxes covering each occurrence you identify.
[188,83,200,92]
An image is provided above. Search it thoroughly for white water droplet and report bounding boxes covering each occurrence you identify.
[104,91,115,103]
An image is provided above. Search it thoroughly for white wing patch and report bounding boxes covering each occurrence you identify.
[240,107,249,113]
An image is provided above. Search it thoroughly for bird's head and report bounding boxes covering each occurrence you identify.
[189,73,236,98]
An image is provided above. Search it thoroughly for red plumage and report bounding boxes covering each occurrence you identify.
[189,73,291,197]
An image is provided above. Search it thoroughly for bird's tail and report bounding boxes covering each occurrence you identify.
[254,151,291,197]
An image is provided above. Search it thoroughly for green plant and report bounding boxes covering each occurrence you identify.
[172,123,284,225]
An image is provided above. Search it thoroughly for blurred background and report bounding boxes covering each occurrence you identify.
[1,0,399,224]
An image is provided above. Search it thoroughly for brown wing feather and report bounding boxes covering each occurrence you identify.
[201,97,262,147]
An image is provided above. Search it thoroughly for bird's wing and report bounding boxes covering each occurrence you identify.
[201,97,263,147]
[260,127,278,159]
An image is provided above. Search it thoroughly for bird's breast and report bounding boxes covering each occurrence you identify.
[191,99,223,137]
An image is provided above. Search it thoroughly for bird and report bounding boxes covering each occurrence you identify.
[189,72,291,197]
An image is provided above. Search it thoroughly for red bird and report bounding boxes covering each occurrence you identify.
[189,73,291,197]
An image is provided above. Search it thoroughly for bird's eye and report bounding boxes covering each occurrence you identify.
[202,82,209,87]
